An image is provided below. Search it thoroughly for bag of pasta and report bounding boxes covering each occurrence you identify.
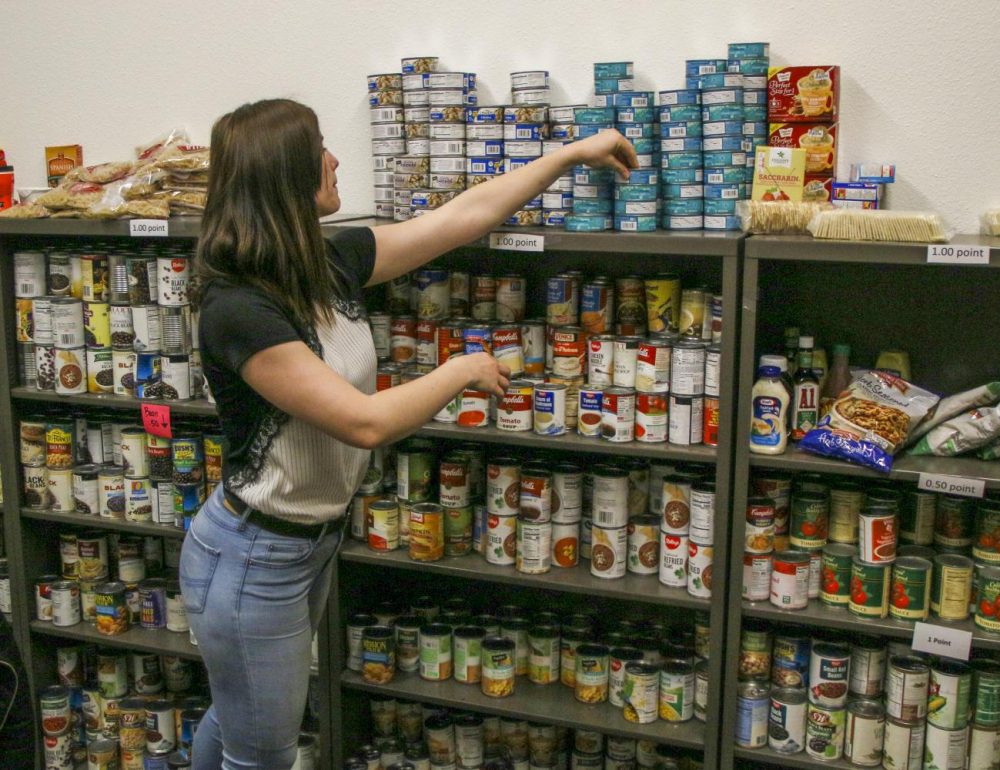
[799,371,940,472]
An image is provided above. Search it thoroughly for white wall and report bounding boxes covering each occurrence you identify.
[5,0,998,232]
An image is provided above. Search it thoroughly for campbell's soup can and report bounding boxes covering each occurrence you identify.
[497,381,533,432]
[492,324,525,377]
[770,550,810,609]
[436,319,465,366]
[415,319,437,369]
[587,334,615,386]
[390,316,417,364]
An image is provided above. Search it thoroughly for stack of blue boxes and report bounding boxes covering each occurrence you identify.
[658,85,704,231]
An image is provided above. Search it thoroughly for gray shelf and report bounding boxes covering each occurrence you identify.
[416,422,718,463]
[21,507,187,539]
[12,386,218,417]
[340,540,710,610]
[742,598,1000,651]
[0,216,370,240]
[30,619,201,660]
[341,670,705,748]
[351,217,744,256]
[746,233,1000,267]
[748,446,1000,489]
[734,745,855,769]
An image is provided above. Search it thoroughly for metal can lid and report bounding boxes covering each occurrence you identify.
[774,549,812,565]
[738,679,770,698]
[771,686,808,705]
[848,698,886,718]
[481,635,516,651]
[889,654,930,672]
[362,625,394,640]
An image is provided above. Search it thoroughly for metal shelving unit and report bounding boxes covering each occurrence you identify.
[29,620,200,661]
[720,234,1000,769]
[11,386,218,417]
[341,670,706,748]
[21,508,188,539]
[734,745,855,770]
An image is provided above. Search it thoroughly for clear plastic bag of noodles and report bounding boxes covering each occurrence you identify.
[84,180,169,220]
[981,209,1000,236]
[35,181,105,211]
[75,161,134,184]
[807,209,952,243]
[153,143,210,173]
[0,202,50,219]
[737,200,832,234]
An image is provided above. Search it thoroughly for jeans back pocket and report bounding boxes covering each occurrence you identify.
[179,528,222,614]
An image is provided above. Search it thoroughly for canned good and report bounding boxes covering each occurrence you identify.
[923,722,969,770]
[843,699,884,767]
[809,641,850,708]
[534,383,567,436]
[976,563,1000,633]
[601,387,635,442]
[931,553,974,621]
[736,680,770,749]
[687,541,713,597]
[574,644,610,704]
[768,686,807,754]
[935,495,975,548]
[482,636,516,698]
[886,655,930,722]
[409,503,444,561]
[659,531,688,588]
[590,525,627,579]
[498,380,534,432]
[928,660,972,729]
[858,505,898,564]
[849,557,890,618]
[361,626,396,684]
[658,658,694,722]
[805,703,846,761]
[516,519,552,575]
[668,394,703,444]
[888,556,932,621]
[771,550,810,609]
[520,467,552,522]
[882,716,925,770]
[634,390,667,443]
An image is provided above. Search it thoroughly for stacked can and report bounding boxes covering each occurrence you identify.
[368,73,405,219]
[503,76,548,227]
[728,42,769,188]
[568,106,615,232]
[614,89,659,232]
[543,105,581,227]
[426,70,473,216]
[658,466,715,599]
[657,87,703,231]
[397,57,434,219]
[466,105,505,191]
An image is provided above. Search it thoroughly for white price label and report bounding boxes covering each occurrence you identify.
[489,232,544,252]
[926,244,989,264]
[917,473,985,498]
[912,622,972,661]
[130,219,169,238]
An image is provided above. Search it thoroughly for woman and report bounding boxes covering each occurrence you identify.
[180,98,637,770]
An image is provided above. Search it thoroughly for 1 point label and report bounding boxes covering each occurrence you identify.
[917,473,985,498]
[926,245,989,265]
[912,621,972,661]
[489,232,544,252]
[130,219,169,238]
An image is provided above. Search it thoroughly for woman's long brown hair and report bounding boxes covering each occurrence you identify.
[193,98,341,327]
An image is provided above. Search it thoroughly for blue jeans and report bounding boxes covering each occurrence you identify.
[179,486,342,770]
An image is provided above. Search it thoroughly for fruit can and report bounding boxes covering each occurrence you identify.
[768,686,807,754]
[805,703,846,761]
[686,541,713,597]
[820,543,854,606]
[973,498,1000,564]
[634,390,667,443]
[735,680,770,748]
[627,515,659,575]
[885,655,930,722]
[849,556,890,619]
[858,505,898,564]
[928,660,972,730]
[486,513,518,566]
[975,563,1000,633]
[931,553,974,621]
[889,556,931,621]
[578,386,604,437]
[658,658,694,722]
[843,698,885,767]
[770,550,810,609]
[742,552,772,601]
[882,716,925,770]
[809,641,850,708]
[659,531,688,588]
[789,492,828,549]
[935,494,976,548]
[848,636,886,698]
[534,381,568,436]
[922,723,969,770]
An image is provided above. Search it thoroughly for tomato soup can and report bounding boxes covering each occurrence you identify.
[577,386,603,437]
[626,515,659,575]
[687,541,713,597]
[882,716,925,770]
[736,680,770,748]
[634,390,667,443]
[922,723,969,770]
[457,389,490,428]
[889,556,931,621]
[858,505,898,564]
[818,543,853,606]
[843,698,885,767]
[849,557,890,618]
[486,513,518,566]
[928,660,972,730]
[770,550,810,609]
[497,380,534,432]
[935,494,976,549]
[931,553,974,621]
[659,531,688,587]
[590,524,627,579]
[886,655,930,721]
[805,703,846,761]
[668,394,702,445]
[975,564,1000,633]
[601,386,635,442]
[849,636,887,698]
[768,686,807,754]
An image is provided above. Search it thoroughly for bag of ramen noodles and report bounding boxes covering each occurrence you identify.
[800,371,939,472]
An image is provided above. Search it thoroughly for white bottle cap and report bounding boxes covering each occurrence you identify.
[759,354,787,372]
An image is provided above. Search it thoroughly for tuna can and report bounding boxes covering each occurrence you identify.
[859,505,898,564]
[843,698,885,766]
[627,515,659,575]
[901,487,936,545]
[770,550,810,609]
[687,541,713,597]
[889,556,931,621]
[972,659,1000,726]
[659,531,688,588]
[601,386,635,442]
[886,655,930,722]
[768,686,807,754]
[533,383,567,437]
[809,641,850,708]
[736,680,770,748]
[928,660,972,729]
[819,543,854,606]
[882,716,925,770]
[848,636,886,698]
[634,390,667,443]
[805,703,846,761]
[481,636,516,698]
[658,658,694,722]
[923,723,969,770]
[590,524,627,579]
[931,553,974,621]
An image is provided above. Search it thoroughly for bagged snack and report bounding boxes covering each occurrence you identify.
[153,144,210,172]
[800,371,940,472]
[135,128,190,165]
[738,200,832,234]
[979,440,1000,461]
[982,209,1000,236]
[0,203,50,219]
[909,406,1000,457]
[908,382,1000,443]
[76,161,134,184]
[808,209,951,243]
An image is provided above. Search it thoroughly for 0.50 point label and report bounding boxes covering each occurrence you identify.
[917,472,985,498]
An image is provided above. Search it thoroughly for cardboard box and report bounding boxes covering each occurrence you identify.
[850,163,896,184]
[832,181,884,202]
[45,145,83,187]
[803,175,834,202]
[751,146,807,202]
[769,123,838,177]
[768,66,840,123]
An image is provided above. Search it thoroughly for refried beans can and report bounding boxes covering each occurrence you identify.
[601,387,635,442]
[659,531,689,587]
[635,391,667,443]
[627,515,659,575]
[687,541,713,597]
[486,513,518,566]
[487,458,520,516]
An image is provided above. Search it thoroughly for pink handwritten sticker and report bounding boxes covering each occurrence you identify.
[141,403,173,438]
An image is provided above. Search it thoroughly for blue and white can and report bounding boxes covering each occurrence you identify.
[468,106,503,123]
[576,123,613,139]
[634,153,659,169]
[704,183,741,200]
[503,158,535,173]
[551,124,576,140]
[505,141,542,158]
[664,198,704,216]
[743,121,768,137]
[728,42,769,59]
[685,59,728,77]
[614,215,658,232]
[658,89,700,106]
[703,103,745,121]
[467,124,503,140]
[659,104,702,122]
[597,91,651,108]
[565,215,612,232]
[573,198,613,215]
[743,89,767,106]
[594,77,634,94]
[466,157,502,175]
[660,168,703,185]
[704,121,744,137]
[615,107,655,123]
[743,105,768,122]
[543,210,568,227]
[573,183,613,199]
[703,150,747,167]
[542,191,573,210]
[734,58,769,75]
[705,166,745,185]
[620,123,655,139]
[614,200,659,216]
[744,76,767,90]
[660,138,702,153]
[574,106,615,124]
[622,169,658,185]
[613,184,658,202]
[702,136,745,152]
[704,198,738,216]
[660,152,703,170]
[575,167,615,184]
[466,140,503,157]
[699,72,745,89]
[663,183,704,200]
[660,121,703,139]
[701,88,743,106]
[664,215,703,230]
[703,215,741,231]
[549,105,582,123]
[624,137,657,155]
[594,61,633,79]
[504,123,546,141]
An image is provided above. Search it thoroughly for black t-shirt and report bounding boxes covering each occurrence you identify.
[198,227,376,491]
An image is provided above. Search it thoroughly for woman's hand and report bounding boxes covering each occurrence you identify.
[451,352,511,399]
[570,130,640,179]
